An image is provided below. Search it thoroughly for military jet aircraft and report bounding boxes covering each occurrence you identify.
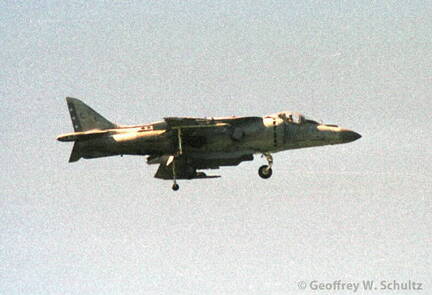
[57,97,361,190]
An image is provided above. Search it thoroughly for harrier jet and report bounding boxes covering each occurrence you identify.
[57,97,361,190]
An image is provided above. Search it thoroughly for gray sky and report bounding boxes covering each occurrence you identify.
[1,1,431,294]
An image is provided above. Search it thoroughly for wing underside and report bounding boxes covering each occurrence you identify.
[152,153,253,180]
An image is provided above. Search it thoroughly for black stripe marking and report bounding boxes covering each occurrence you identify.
[67,102,82,131]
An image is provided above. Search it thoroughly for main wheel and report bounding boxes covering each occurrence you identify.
[172,183,180,191]
[258,165,273,179]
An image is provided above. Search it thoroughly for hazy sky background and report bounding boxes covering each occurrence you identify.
[1,1,431,294]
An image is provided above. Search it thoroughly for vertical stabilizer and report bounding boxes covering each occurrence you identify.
[66,97,116,132]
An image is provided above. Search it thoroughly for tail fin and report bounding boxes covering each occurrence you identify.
[66,97,116,132]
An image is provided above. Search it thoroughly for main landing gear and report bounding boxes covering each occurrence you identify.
[258,153,273,179]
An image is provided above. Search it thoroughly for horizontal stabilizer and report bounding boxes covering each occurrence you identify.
[57,129,110,142]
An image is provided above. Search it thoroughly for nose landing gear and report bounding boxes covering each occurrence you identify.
[258,153,273,179]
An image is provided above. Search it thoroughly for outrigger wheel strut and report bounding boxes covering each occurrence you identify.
[171,128,183,191]
[171,158,179,191]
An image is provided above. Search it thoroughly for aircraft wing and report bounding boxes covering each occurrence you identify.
[164,117,230,129]
[163,116,264,141]
[164,116,263,128]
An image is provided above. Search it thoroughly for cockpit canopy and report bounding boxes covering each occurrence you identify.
[276,112,320,125]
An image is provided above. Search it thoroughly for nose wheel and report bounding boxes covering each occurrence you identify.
[259,165,273,179]
[172,183,179,191]
[258,153,273,179]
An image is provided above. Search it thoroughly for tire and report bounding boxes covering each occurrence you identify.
[258,165,273,179]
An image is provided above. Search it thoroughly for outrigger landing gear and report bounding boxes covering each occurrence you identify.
[170,128,183,191]
[258,153,273,179]
[170,155,180,191]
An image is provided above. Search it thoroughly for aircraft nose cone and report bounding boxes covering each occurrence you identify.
[341,130,362,143]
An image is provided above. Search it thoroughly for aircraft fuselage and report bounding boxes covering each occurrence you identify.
[58,115,360,159]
